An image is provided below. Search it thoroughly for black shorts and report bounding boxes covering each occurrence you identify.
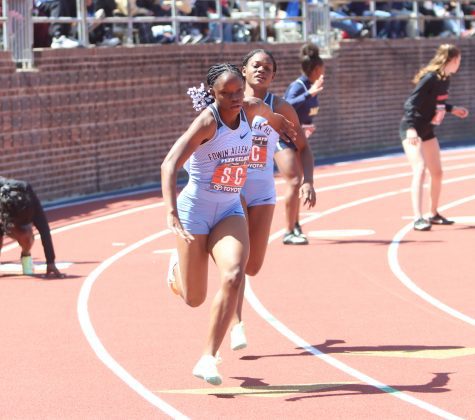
[399,120,435,142]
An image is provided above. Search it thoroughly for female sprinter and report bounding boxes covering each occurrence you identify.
[161,63,296,385]
[228,49,317,352]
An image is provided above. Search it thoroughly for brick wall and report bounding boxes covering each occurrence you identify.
[1,39,474,202]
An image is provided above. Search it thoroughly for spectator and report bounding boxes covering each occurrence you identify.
[0,177,65,278]
[47,0,81,48]
[329,0,369,38]
[346,1,393,38]
[87,0,121,47]
[461,0,475,36]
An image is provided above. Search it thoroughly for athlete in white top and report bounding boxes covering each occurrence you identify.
[161,63,296,386]
[228,49,318,352]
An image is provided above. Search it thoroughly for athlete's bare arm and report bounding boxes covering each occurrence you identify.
[274,96,316,208]
[243,97,297,143]
[161,110,217,242]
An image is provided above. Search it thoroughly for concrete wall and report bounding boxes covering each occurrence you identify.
[1,39,474,201]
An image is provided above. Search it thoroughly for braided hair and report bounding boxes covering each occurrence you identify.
[0,179,33,235]
[187,63,244,111]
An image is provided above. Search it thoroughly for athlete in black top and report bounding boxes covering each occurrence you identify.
[400,44,469,231]
[0,177,64,278]
[400,71,454,141]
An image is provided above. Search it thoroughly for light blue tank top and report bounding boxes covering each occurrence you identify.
[183,103,252,201]
[247,93,280,180]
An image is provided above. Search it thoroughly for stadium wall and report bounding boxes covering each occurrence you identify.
[0,39,474,201]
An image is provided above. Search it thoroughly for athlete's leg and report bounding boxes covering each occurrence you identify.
[7,224,35,274]
[274,148,302,232]
[231,203,274,327]
[245,204,275,276]
[8,224,34,256]
[402,139,426,219]
[173,234,209,307]
[421,137,443,216]
[205,215,249,357]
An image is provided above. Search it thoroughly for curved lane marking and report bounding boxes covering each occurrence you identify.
[273,149,475,185]
[16,148,466,417]
[1,203,164,253]
[244,281,461,419]
[388,194,475,326]
[77,229,189,419]
[244,173,475,419]
[74,170,474,417]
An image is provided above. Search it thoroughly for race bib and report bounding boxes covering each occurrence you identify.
[431,104,446,126]
[309,106,319,117]
[248,135,268,169]
[210,155,249,193]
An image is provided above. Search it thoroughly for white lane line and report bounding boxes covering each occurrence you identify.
[273,149,475,185]
[274,161,475,202]
[245,174,475,419]
[46,187,161,211]
[317,152,475,179]
[0,262,73,273]
[274,161,475,192]
[388,194,475,326]
[1,203,164,253]
[316,162,475,193]
[308,229,375,238]
[2,152,472,253]
[244,282,462,420]
[77,229,189,419]
[152,249,175,254]
[449,216,475,224]
[75,158,474,417]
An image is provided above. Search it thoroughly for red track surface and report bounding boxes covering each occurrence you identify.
[1,147,474,419]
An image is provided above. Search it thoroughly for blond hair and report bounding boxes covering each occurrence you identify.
[413,44,460,84]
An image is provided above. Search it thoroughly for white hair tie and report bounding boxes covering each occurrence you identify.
[187,83,214,112]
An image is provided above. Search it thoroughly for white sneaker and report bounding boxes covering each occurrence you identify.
[192,355,222,385]
[97,36,121,47]
[167,250,179,295]
[230,321,247,351]
[51,35,80,49]
[21,256,34,275]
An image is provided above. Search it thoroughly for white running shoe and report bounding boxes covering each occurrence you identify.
[21,255,34,275]
[97,36,121,47]
[230,321,247,351]
[167,250,179,295]
[192,355,222,385]
[50,35,80,49]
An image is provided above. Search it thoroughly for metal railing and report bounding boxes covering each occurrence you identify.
[1,0,473,69]
[3,0,308,68]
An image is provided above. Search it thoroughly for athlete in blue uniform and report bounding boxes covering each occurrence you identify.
[400,44,469,231]
[161,63,296,385]
[227,49,317,352]
[277,42,324,245]
[284,43,324,141]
